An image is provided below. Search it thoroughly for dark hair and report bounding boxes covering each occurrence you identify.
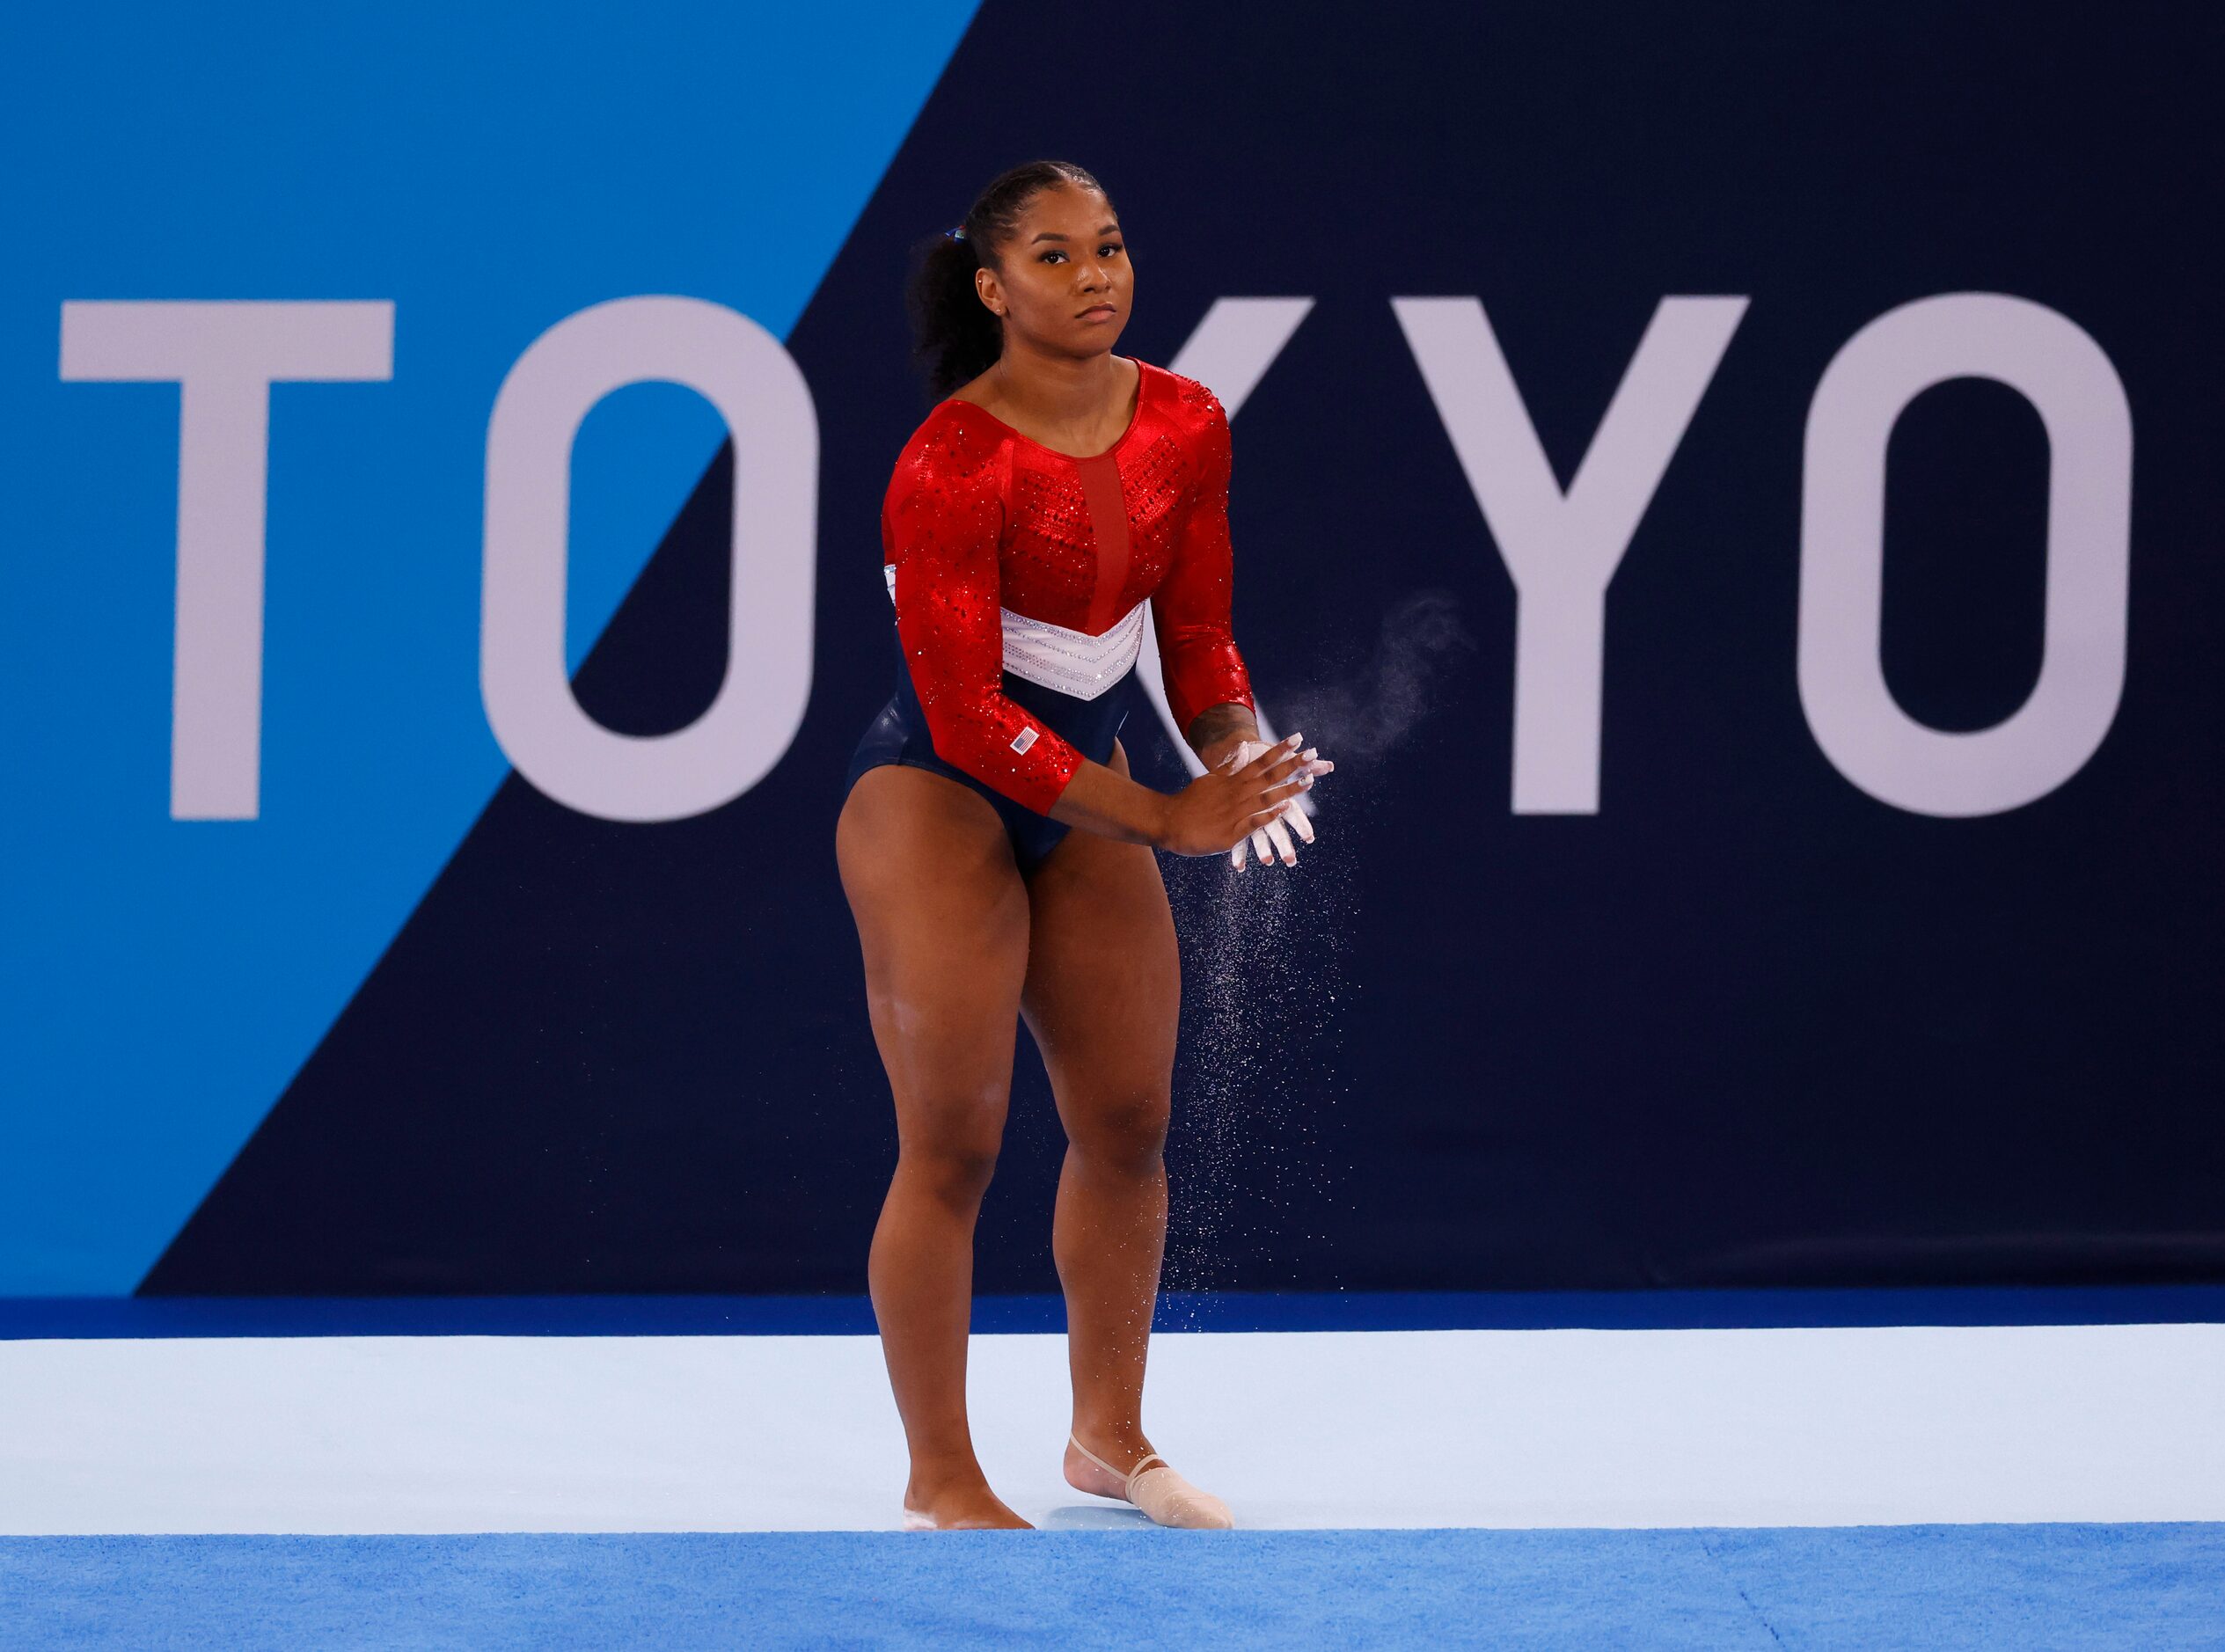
[904,159,1114,404]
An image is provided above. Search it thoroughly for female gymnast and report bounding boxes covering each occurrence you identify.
[835,159,1333,1532]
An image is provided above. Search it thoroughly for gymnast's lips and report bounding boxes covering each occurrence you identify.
[1077,303,1116,320]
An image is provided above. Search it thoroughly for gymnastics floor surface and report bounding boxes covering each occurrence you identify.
[4,1291,2221,1646]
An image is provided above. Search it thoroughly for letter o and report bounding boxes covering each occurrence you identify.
[1797,292,2131,816]
[481,296,816,822]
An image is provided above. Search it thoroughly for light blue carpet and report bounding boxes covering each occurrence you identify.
[3,1524,2221,1648]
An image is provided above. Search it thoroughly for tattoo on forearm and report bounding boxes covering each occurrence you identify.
[1184,703,1258,757]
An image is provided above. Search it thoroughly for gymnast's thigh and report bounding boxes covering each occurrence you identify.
[836,764,1032,1141]
[1019,739,1182,1137]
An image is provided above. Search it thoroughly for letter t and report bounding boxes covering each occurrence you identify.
[61,301,393,819]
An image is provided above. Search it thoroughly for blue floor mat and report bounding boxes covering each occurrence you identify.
[3,1525,2220,1649]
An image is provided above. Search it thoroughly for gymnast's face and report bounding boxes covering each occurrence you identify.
[977,182,1131,357]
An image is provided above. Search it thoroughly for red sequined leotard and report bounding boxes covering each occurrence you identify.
[868,356,1255,816]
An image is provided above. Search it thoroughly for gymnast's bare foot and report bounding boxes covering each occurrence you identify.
[902,1468,1033,1530]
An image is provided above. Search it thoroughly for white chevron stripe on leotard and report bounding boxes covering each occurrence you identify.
[884,565,1143,702]
[995,602,1145,700]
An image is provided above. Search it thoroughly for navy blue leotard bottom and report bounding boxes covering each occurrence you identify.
[843,627,1133,877]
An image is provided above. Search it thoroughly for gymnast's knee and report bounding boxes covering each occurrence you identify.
[1066,1091,1170,1173]
[895,1122,1005,1210]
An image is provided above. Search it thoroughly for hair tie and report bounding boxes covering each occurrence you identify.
[945,224,967,242]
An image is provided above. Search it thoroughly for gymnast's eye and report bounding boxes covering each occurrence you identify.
[1040,243,1123,264]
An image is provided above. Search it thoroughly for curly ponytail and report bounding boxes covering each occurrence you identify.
[904,158,1115,405]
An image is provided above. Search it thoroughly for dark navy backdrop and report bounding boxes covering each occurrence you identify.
[146,1,2225,1295]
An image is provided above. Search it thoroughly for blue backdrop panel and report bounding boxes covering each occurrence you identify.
[0,3,981,1294]
[2,3,2219,1297]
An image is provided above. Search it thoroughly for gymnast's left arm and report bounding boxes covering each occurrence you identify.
[1151,395,1259,771]
[1153,393,1333,868]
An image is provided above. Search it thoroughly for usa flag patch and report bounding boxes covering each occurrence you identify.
[1010,726,1038,755]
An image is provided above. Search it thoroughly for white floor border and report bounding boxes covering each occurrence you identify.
[4,1325,2221,1534]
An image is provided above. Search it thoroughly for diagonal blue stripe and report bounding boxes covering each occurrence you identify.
[0,2,981,1293]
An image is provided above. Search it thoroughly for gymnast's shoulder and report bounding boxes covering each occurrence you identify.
[1150,361,1230,449]
[887,395,1009,479]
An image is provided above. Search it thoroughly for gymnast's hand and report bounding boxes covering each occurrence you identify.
[1154,733,1317,859]
[1219,737,1335,870]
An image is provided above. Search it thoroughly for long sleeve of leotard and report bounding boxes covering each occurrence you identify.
[1153,396,1256,740]
[882,435,1085,815]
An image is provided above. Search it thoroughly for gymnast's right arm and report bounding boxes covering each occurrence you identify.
[885,443,1090,815]
[1050,733,1314,855]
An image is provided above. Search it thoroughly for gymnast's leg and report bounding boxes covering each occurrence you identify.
[836,763,1033,1530]
[1018,738,1185,1497]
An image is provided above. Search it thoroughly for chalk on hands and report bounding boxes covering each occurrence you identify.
[1227,735,1332,869]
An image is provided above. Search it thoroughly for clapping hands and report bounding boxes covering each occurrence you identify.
[1219,736,1334,869]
